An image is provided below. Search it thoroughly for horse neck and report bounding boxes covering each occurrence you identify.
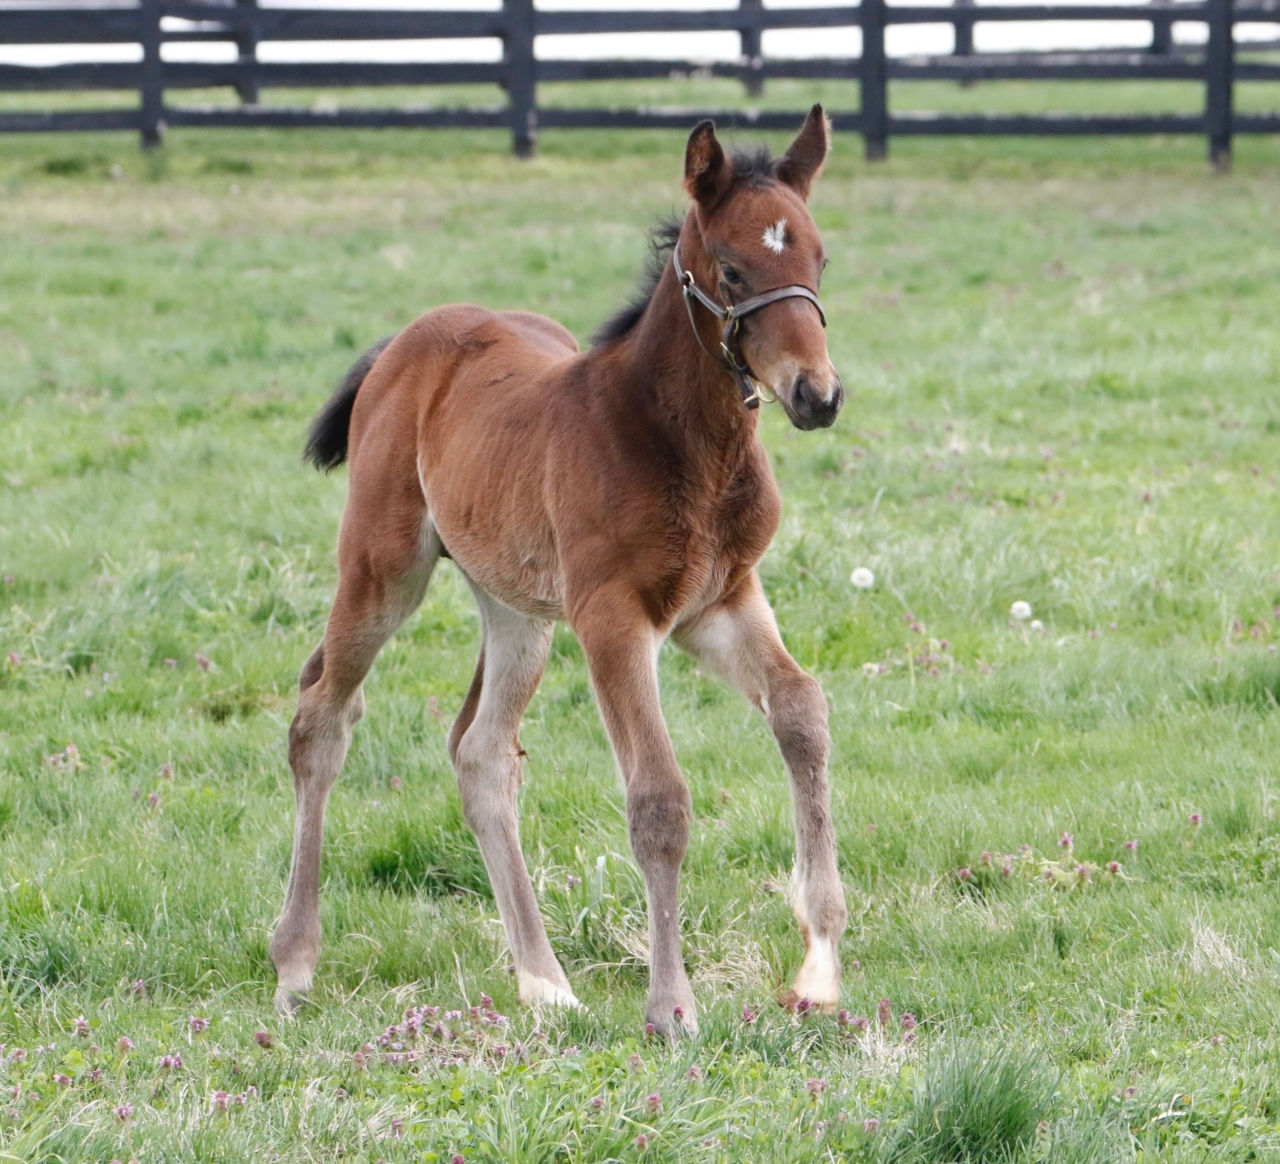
[612,229,758,469]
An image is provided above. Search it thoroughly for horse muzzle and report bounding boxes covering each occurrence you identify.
[782,370,844,430]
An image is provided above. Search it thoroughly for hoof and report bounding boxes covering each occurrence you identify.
[777,987,839,1014]
[645,999,699,1039]
[517,971,583,1011]
[274,986,309,1016]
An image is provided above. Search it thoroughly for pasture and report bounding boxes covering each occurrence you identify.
[2,91,1280,1160]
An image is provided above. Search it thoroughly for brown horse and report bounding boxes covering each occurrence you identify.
[270,106,847,1036]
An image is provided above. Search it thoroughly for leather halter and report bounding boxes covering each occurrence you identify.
[672,244,826,410]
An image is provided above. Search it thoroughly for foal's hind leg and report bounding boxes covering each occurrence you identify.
[676,573,846,1011]
[270,518,440,1013]
[450,588,578,1008]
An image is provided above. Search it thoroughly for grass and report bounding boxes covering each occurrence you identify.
[1,80,1279,1160]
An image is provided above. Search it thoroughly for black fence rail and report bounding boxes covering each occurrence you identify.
[1,0,1278,166]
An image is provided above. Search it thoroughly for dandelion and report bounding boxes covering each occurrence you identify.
[114,1104,133,1123]
[1010,600,1032,621]
[849,567,875,590]
[1029,619,1044,632]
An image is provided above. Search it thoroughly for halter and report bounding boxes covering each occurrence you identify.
[672,244,826,410]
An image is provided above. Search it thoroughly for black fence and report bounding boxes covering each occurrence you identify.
[1,0,1278,166]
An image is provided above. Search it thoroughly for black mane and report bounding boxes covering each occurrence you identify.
[590,147,781,347]
[591,216,682,347]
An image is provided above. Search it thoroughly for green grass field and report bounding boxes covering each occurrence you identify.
[2,83,1279,1160]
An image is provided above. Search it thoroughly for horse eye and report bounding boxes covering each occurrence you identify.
[722,266,744,287]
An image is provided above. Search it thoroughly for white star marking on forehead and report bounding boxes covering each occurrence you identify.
[762,218,788,255]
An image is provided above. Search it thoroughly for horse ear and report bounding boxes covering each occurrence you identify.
[684,119,731,208]
[777,104,830,200]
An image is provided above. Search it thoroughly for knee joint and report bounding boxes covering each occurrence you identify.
[770,673,829,767]
[627,780,691,865]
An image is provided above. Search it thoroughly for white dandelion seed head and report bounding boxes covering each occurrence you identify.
[850,567,875,590]
[1010,600,1033,621]
[1029,618,1044,632]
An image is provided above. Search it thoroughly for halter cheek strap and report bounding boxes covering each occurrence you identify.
[672,244,826,410]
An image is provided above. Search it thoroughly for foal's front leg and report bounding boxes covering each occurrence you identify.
[676,574,847,1010]
[574,594,697,1036]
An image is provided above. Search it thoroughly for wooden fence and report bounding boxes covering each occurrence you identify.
[1,0,1277,166]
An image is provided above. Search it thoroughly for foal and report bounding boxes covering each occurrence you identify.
[271,107,847,1035]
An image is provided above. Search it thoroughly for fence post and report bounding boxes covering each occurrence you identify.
[139,0,164,149]
[235,0,260,104]
[860,0,889,160]
[1149,0,1173,55]
[739,0,764,97]
[1205,0,1234,169]
[953,0,974,57]
[504,0,537,157]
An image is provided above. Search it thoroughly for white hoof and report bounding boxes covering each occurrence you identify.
[517,970,582,1010]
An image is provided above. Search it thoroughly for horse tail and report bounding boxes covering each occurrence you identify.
[303,337,394,472]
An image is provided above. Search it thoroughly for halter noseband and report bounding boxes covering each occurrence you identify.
[672,244,826,410]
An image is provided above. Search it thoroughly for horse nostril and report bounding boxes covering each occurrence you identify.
[792,375,816,418]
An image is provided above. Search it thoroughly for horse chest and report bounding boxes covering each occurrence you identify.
[667,461,781,618]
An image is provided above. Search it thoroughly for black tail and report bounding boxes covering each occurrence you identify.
[303,337,394,472]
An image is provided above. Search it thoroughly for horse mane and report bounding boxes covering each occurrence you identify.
[590,148,782,347]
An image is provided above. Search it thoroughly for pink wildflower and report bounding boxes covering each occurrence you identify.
[117,1036,134,1053]
[645,1093,661,1115]
[114,1104,133,1122]
[633,1134,649,1150]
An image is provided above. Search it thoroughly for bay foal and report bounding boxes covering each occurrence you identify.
[271,107,847,1035]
